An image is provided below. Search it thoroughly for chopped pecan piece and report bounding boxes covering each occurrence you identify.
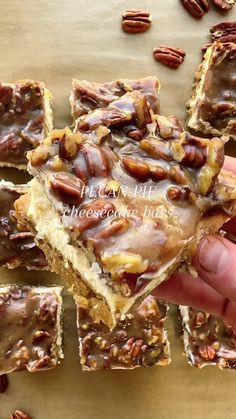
[211,0,235,10]
[153,45,186,69]
[181,0,210,18]
[122,10,152,33]
[198,344,216,361]
[0,374,8,393]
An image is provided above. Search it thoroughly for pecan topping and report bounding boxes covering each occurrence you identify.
[81,143,110,177]
[211,0,235,10]
[50,173,86,205]
[10,410,32,419]
[198,344,216,361]
[122,10,152,33]
[140,137,171,161]
[167,186,183,201]
[210,21,236,43]
[192,311,207,328]
[59,132,80,161]
[32,330,50,343]
[181,0,210,18]
[0,374,8,393]
[122,157,151,180]
[153,45,186,69]
[71,199,115,234]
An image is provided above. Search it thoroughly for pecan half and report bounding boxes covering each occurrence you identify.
[153,45,186,69]
[10,410,32,419]
[0,374,8,393]
[50,173,86,206]
[122,157,151,180]
[72,199,115,234]
[210,21,236,43]
[81,143,110,177]
[181,0,210,19]
[211,0,235,10]
[122,10,152,33]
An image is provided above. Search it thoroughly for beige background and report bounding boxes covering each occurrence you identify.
[0,1,236,418]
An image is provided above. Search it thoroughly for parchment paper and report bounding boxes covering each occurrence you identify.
[0,1,236,418]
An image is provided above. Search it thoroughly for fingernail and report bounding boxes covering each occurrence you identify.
[198,236,229,275]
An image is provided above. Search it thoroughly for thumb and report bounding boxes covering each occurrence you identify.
[195,235,236,301]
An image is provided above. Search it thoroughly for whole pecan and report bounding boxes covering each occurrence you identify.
[0,374,8,393]
[10,410,32,419]
[122,157,151,180]
[50,173,86,206]
[122,10,152,33]
[153,45,186,69]
[181,0,210,18]
[210,21,236,43]
[211,0,235,10]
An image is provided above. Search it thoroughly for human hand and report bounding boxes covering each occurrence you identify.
[155,156,236,328]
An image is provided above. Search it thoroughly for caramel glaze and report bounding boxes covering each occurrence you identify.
[29,91,235,298]
[0,81,46,165]
[0,185,47,269]
[71,76,160,119]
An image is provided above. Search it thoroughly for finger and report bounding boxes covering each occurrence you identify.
[195,235,236,301]
[223,156,236,175]
[154,272,225,316]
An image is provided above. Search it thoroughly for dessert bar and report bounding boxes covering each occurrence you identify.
[180,306,236,369]
[0,285,63,374]
[0,80,53,169]
[77,295,170,370]
[187,42,236,140]
[16,91,236,329]
[0,180,47,270]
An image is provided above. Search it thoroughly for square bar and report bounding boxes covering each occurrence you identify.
[70,77,160,121]
[180,306,236,369]
[0,80,53,169]
[187,42,236,141]
[0,285,63,374]
[77,296,170,370]
[0,180,48,270]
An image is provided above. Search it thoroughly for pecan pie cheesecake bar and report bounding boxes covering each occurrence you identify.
[15,91,236,329]
[0,285,63,375]
[180,306,236,369]
[0,180,47,270]
[187,42,236,141]
[0,80,53,169]
[70,76,160,120]
[77,295,170,370]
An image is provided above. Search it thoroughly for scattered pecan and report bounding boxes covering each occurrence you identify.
[33,355,51,369]
[122,10,152,33]
[210,21,236,43]
[50,173,86,206]
[211,0,235,11]
[181,0,210,18]
[153,45,186,69]
[198,344,216,361]
[10,410,32,419]
[0,374,8,393]
[137,296,159,318]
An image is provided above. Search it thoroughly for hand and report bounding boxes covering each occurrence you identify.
[155,156,236,328]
